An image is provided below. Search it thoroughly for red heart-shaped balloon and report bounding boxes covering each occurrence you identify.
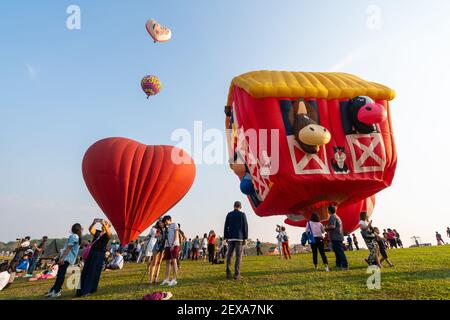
[82,137,196,243]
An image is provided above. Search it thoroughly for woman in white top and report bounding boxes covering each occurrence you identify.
[145,222,160,266]
[201,234,208,261]
[307,213,329,271]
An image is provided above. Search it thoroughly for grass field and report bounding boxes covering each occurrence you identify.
[1,246,449,300]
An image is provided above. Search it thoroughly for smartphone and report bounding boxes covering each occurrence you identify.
[95,218,103,223]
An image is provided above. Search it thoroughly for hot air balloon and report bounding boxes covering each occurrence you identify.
[82,137,196,244]
[141,75,162,98]
[146,19,172,43]
[225,71,397,222]
[285,196,375,235]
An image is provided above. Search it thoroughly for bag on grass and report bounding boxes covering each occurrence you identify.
[143,291,173,300]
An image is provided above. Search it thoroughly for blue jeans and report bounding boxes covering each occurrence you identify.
[27,255,39,275]
[332,240,348,268]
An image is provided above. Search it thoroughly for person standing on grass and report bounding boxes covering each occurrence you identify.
[307,213,329,272]
[359,212,380,267]
[275,226,284,258]
[373,228,394,267]
[149,220,166,285]
[256,239,263,256]
[160,215,180,287]
[346,235,353,251]
[207,231,216,263]
[224,201,248,280]
[177,224,186,269]
[25,236,48,277]
[352,234,359,250]
[192,236,200,260]
[201,233,208,261]
[326,206,348,270]
[45,223,82,298]
[382,229,390,248]
[386,229,398,249]
[436,231,445,245]
[393,229,403,248]
[76,219,112,297]
[447,227,450,238]
[279,227,291,259]
[221,237,228,259]
[145,221,161,265]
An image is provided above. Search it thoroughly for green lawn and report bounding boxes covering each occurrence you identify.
[1,246,449,300]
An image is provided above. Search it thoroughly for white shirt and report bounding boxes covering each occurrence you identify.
[359,220,369,230]
[202,238,208,248]
[20,241,30,248]
[307,221,325,238]
[112,255,124,269]
[0,271,9,291]
[167,222,180,247]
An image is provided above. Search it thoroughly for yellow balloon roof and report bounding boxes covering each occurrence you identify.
[227,71,395,104]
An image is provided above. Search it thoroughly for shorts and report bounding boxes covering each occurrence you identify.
[163,246,180,260]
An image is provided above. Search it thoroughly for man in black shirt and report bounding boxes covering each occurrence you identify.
[25,236,48,277]
[224,201,248,280]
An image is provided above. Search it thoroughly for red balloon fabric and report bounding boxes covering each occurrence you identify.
[82,137,196,244]
[285,196,375,235]
[225,71,397,222]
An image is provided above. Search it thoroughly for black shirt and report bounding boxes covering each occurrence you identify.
[91,230,110,253]
[34,241,46,257]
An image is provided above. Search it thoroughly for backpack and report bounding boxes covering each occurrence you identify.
[301,232,308,246]
[283,234,289,242]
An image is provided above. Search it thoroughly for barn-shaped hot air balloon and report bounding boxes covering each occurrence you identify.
[82,137,196,244]
[285,196,375,235]
[225,71,396,222]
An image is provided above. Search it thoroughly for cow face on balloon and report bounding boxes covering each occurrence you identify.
[225,71,397,227]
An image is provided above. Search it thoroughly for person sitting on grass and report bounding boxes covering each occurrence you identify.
[29,260,59,282]
[160,215,180,287]
[15,254,30,276]
[104,251,124,271]
[0,262,16,291]
[373,227,394,267]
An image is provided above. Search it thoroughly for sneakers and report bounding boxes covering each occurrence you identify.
[325,266,330,272]
[46,291,61,298]
[44,290,55,297]
[24,274,33,278]
[314,266,318,271]
[160,279,171,286]
[168,279,178,287]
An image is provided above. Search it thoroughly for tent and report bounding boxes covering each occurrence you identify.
[41,239,60,260]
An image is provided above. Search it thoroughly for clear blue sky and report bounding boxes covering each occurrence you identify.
[1,1,449,245]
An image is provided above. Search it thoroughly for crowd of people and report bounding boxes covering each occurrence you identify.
[1,202,449,296]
